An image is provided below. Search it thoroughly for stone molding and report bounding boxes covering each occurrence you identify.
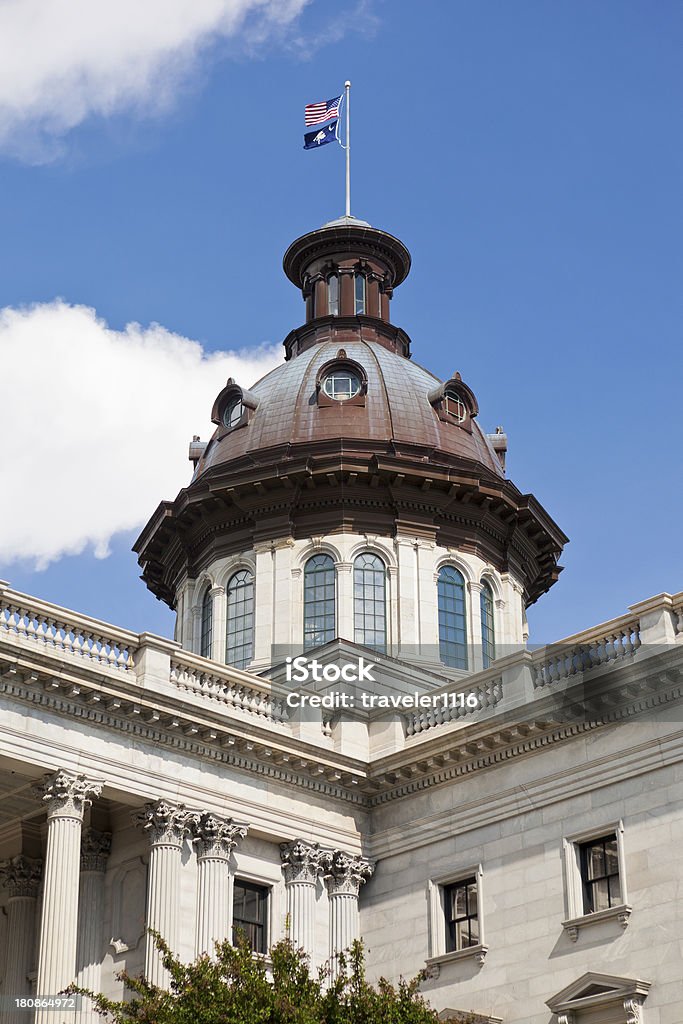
[280,838,325,885]
[32,768,103,821]
[80,827,112,872]
[192,812,248,860]
[322,850,374,897]
[0,854,42,897]
[132,799,197,847]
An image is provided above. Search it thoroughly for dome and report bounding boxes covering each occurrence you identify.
[134,221,567,612]
[194,334,503,481]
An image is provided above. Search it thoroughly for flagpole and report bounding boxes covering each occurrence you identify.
[344,80,351,217]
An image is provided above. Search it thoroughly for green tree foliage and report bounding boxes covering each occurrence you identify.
[67,931,464,1024]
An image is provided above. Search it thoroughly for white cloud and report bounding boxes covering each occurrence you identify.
[0,0,310,159]
[0,300,282,568]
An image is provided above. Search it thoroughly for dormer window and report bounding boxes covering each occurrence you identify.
[223,398,244,428]
[328,273,339,316]
[428,372,479,433]
[354,273,366,314]
[323,369,361,401]
[211,379,259,434]
[316,352,367,407]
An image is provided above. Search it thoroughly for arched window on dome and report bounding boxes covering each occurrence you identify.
[303,554,336,650]
[200,587,213,659]
[438,566,468,670]
[354,553,386,652]
[354,273,366,315]
[328,273,339,316]
[480,581,496,668]
[226,569,254,670]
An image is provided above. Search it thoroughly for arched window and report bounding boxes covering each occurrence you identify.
[354,273,366,314]
[354,552,386,651]
[328,274,339,316]
[200,587,213,659]
[226,569,255,670]
[438,566,468,669]
[480,581,496,668]
[303,554,336,650]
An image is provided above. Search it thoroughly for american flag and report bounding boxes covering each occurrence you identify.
[304,94,342,126]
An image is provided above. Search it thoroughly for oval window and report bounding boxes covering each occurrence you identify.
[223,398,244,428]
[322,369,361,401]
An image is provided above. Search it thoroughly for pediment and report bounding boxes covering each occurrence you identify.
[547,971,651,1019]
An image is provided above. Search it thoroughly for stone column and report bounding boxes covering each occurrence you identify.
[322,850,374,976]
[0,855,42,1023]
[133,800,196,988]
[32,770,103,1024]
[75,829,112,1024]
[192,813,248,957]
[280,840,324,958]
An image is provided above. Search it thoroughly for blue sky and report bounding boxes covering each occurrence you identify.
[0,0,681,644]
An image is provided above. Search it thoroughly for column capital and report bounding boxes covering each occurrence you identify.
[280,839,325,886]
[322,850,374,897]
[0,854,42,898]
[80,827,112,872]
[32,769,103,821]
[132,799,197,848]
[192,812,248,860]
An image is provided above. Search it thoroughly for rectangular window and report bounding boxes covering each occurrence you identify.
[354,274,366,314]
[232,879,269,954]
[579,834,621,913]
[444,877,479,952]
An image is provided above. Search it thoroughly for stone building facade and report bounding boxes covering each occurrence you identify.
[0,217,681,1024]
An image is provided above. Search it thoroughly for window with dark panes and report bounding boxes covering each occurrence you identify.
[232,880,268,953]
[580,834,621,913]
[444,877,479,952]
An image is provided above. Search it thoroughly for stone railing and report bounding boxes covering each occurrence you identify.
[532,614,641,690]
[170,652,289,726]
[403,672,503,738]
[0,583,137,672]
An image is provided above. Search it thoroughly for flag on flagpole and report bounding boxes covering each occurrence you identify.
[304,121,339,150]
[304,95,342,126]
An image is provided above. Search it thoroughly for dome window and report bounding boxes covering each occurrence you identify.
[211,378,259,436]
[322,369,361,401]
[316,352,367,408]
[428,372,479,434]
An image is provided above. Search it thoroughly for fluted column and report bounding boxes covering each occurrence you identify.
[322,850,374,976]
[133,800,195,988]
[0,855,42,1023]
[33,770,103,1024]
[280,840,324,958]
[75,829,112,1024]
[192,813,248,957]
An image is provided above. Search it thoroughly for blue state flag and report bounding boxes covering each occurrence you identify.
[304,121,338,150]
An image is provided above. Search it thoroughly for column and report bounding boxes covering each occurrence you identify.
[133,800,195,988]
[280,840,324,958]
[0,855,42,1023]
[32,770,103,1024]
[322,851,374,976]
[192,813,247,957]
[75,829,112,1024]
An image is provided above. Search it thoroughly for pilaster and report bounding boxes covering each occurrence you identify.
[75,829,112,1024]
[210,586,227,663]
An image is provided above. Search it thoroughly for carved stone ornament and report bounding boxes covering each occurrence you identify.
[280,839,325,885]
[322,849,374,897]
[624,997,644,1024]
[192,812,248,860]
[32,768,103,821]
[80,827,113,872]
[132,799,197,847]
[0,854,42,898]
